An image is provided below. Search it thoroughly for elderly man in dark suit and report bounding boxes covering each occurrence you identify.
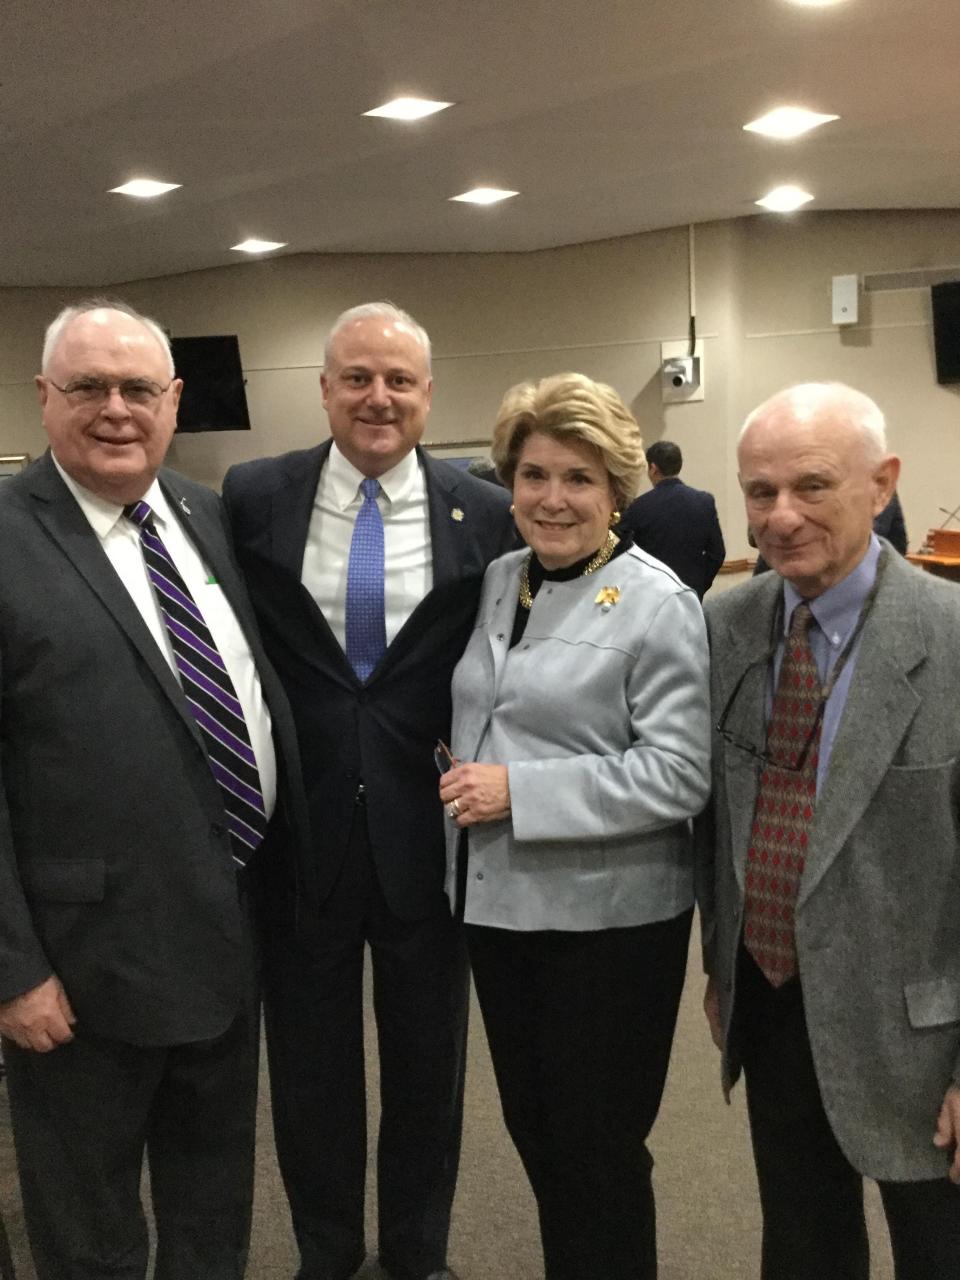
[617,440,725,598]
[0,301,304,1279]
[223,302,514,1280]
[698,382,960,1279]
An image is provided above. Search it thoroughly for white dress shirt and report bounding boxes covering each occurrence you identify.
[301,442,432,651]
[53,457,277,820]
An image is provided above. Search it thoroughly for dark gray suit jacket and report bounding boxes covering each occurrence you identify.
[0,453,305,1046]
[697,546,960,1180]
[223,442,515,922]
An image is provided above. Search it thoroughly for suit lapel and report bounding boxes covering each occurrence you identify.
[800,557,926,905]
[423,449,465,589]
[271,443,326,579]
[711,577,781,892]
[367,451,473,678]
[27,457,205,751]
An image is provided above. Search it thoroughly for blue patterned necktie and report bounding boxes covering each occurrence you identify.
[124,500,267,866]
[345,477,387,681]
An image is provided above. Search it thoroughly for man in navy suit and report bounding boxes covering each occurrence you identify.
[618,440,725,598]
[223,302,514,1280]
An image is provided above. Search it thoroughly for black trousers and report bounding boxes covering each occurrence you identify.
[262,800,469,1280]
[2,1001,259,1280]
[466,908,692,1280]
[737,947,960,1280]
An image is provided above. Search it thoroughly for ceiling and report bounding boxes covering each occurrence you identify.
[5,0,960,287]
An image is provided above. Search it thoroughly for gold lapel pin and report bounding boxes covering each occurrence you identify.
[179,497,191,515]
[451,507,464,522]
[595,585,621,610]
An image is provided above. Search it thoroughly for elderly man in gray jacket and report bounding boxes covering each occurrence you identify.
[698,382,960,1280]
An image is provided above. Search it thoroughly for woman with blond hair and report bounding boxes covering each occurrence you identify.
[439,372,710,1279]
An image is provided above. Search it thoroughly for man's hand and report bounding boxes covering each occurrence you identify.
[703,975,724,1051]
[933,1084,960,1183]
[439,763,511,828]
[0,976,76,1052]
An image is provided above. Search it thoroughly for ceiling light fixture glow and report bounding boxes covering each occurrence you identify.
[744,106,839,138]
[755,185,815,212]
[364,97,453,120]
[450,187,519,205]
[109,179,181,198]
[230,238,287,253]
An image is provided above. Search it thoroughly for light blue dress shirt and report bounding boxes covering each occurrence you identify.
[772,535,883,794]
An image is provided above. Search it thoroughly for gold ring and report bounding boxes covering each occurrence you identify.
[448,798,461,818]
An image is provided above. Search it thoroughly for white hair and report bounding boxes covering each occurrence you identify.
[739,382,888,463]
[41,298,174,379]
[323,300,431,373]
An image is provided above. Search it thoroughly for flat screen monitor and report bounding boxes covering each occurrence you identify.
[171,334,251,431]
[931,282,960,386]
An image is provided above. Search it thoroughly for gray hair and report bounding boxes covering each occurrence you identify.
[42,298,174,379]
[323,301,432,373]
[739,382,888,463]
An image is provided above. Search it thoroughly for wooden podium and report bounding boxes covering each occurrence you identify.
[907,528,960,582]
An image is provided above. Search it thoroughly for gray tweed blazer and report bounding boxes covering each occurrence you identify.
[697,545,960,1180]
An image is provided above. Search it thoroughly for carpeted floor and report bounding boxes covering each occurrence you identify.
[0,929,895,1279]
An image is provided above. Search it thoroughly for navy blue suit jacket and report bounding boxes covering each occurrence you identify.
[618,477,725,599]
[223,443,515,922]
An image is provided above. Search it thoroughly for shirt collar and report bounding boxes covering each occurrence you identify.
[325,440,422,510]
[781,534,882,649]
[52,454,171,540]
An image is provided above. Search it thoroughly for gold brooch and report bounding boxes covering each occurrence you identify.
[595,585,621,610]
[451,507,464,522]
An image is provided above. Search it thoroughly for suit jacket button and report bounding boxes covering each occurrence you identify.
[496,633,505,641]
[211,822,226,838]
[476,872,484,881]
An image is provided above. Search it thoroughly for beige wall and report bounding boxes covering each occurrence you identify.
[3,208,959,556]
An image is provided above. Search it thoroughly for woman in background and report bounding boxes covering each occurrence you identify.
[439,372,711,1280]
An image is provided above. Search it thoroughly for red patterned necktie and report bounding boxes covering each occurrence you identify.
[743,602,821,987]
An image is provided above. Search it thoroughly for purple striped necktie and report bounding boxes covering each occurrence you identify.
[124,500,267,866]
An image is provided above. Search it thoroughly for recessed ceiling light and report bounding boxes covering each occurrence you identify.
[744,107,839,139]
[364,97,453,120]
[450,187,519,205]
[755,185,815,212]
[109,179,181,198]
[230,238,287,253]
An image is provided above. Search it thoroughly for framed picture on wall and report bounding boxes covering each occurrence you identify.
[0,454,30,479]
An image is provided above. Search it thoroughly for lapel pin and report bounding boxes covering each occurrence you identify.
[179,496,191,515]
[451,507,464,522]
[595,585,621,612]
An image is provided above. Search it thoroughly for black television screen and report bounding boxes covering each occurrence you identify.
[931,282,960,386]
[171,334,251,432]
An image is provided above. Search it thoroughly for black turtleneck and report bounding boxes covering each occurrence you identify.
[509,534,633,648]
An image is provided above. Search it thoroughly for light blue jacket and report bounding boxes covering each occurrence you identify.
[447,545,711,931]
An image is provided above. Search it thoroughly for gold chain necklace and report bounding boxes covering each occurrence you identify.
[518,529,620,609]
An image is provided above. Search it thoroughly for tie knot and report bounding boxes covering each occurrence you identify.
[123,500,153,528]
[789,602,814,637]
[360,477,381,502]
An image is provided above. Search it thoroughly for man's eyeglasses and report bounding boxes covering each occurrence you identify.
[715,656,824,773]
[434,740,457,774]
[48,377,173,408]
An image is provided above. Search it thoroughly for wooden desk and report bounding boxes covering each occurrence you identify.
[907,528,960,582]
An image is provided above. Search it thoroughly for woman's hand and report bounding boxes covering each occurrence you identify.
[439,763,511,827]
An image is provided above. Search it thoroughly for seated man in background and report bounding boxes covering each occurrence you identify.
[617,439,725,598]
